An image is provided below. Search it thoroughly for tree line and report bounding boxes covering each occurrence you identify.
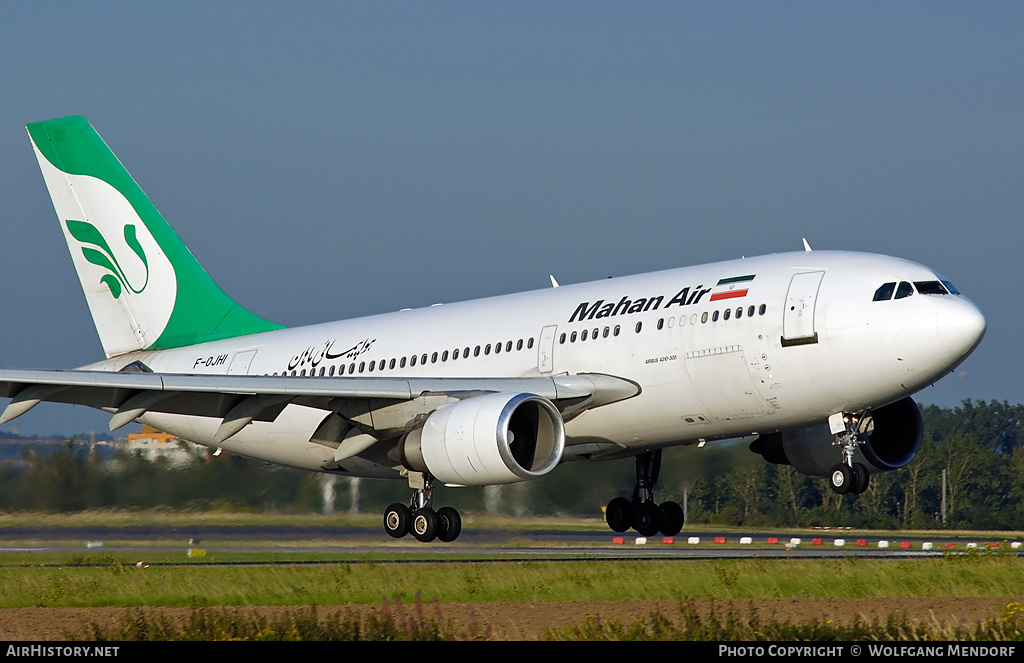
[1,399,1022,530]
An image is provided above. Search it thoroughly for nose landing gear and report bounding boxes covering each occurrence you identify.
[828,412,872,495]
[383,472,463,543]
[604,450,684,537]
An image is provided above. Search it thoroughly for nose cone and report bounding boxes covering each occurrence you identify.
[936,296,986,360]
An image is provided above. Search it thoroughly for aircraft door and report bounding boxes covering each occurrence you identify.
[782,271,824,346]
[228,349,258,375]
[538,325,557,374]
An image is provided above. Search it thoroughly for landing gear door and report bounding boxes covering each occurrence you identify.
[538,325,557,374]
[782,271,824,346]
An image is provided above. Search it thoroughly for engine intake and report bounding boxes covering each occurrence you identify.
[749,396,923,477]
[397,392,565,486]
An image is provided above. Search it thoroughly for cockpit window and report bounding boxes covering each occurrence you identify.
[942,280,960,295]
[873,282,896,301]
[914,280,948,295]
[894,281,914,299]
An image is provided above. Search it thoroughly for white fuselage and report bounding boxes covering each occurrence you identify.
[86,250,985,478]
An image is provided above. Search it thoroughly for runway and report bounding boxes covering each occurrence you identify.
[1,523,1019,561]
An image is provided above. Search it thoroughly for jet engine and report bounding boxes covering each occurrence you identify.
[396,392,565,486]
[749,396,923,477]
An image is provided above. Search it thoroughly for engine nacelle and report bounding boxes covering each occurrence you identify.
[397,392,565,486]
[749,396,923,477]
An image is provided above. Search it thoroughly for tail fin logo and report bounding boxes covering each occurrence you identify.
[66,220,149,299]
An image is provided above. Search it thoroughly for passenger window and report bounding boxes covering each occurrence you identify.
[400,357,407,368]
[453,349,460,360]
[559,333,566,344]
[571,331,577,342]
[895,282,914,299]
[431,352,438,363]
[582,330,588,341]
[442,350,448,362]
[484,344,491,355]
[516,339,523,351]
[712,310,720,322]
[603,327,610,338]
[421,353,428,364]
[614,325,620,336]
[701,312,708,324]
[873,282,896,301]
[358,362,365,373]
[527,338,534,349]
[506,341,513,352]
[474,346,481,357]
[723,309,731,320]
[747,305,755,317]
[635,322,642,333]
[735,307,742,319]
[411,355,417,366]
[494,342,502,354]
[758,304,766,315]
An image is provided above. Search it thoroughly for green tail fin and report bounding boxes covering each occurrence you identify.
[28,116,282,358]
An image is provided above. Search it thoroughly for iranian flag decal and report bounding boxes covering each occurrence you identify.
[709,274,755,301]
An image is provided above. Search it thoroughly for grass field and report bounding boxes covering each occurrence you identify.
[1,555,1022,609]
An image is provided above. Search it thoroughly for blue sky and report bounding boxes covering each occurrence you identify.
[1,2,1021,436]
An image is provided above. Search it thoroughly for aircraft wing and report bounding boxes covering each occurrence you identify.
[0,369,639,442]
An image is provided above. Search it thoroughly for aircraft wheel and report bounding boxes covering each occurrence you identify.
[659,501,684,537]
[383,503,412,538]
[851,462,870,494]
[411,507,439,543]
[829,463,853,495]
[605,497,633,533]
[436,506,462,543]
[633,501,662,537]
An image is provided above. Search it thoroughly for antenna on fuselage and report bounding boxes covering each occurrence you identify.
[802,238,813,252]
[549,275,560,288]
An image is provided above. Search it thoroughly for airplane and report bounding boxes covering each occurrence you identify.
[1,116,986,543]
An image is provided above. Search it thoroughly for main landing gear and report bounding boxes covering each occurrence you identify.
[604,449,684,537]
[383,472,462,543]
[827,412,872,495]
